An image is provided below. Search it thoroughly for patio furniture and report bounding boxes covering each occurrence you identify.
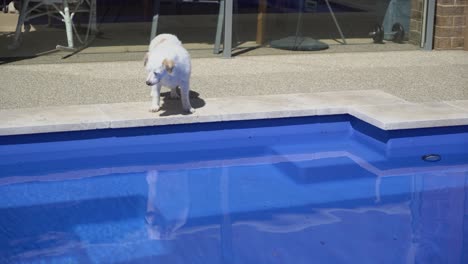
[2,0,10,13]
[381,0,410,41]
[270,0,346,51]
[8,0,97,51]
[149,0,224,54]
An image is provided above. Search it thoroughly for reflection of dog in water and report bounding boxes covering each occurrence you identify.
[145,170,190,240]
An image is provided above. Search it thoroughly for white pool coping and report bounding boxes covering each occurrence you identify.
[1,90,468,136]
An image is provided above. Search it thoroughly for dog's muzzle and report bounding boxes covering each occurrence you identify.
[146,80,153,86]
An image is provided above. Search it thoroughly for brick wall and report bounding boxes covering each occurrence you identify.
[434,0,467,49]
[410,0,424,46]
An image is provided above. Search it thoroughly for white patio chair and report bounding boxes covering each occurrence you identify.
[8,0,97,51]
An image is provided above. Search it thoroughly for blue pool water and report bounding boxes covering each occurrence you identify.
[1,115,467,264]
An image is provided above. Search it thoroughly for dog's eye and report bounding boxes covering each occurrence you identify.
[154,72,159,77]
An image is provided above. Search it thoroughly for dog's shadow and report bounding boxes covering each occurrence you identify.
[158,90,206,116]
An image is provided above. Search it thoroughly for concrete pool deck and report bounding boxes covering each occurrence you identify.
[1,50,468,109]
[0,50,467,135]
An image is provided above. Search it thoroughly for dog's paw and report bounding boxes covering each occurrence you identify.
[184,108,195,114]
[146,171,158,183]
[149,106,160,112]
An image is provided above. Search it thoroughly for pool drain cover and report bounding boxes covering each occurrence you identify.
[422,154,441,162]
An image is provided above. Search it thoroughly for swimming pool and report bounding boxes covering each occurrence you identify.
[1,115,467,263]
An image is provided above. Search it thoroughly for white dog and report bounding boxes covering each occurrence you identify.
[144,34,194,113]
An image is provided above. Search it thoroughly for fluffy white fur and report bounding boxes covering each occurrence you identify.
[144,34,194,113]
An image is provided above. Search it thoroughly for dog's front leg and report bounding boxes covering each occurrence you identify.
[150,84,162,112]
[180,82,195,113]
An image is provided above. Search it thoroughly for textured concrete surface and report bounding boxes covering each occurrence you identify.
[2,90,468,136]
[1,50,467,110]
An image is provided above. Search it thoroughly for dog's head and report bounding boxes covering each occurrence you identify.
[144,55,175,86]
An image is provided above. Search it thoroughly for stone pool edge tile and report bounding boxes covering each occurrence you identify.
[346,107,387,130]
[0,105,111,136]
[97,99,319,129]
[349,102,468,130]
[444,100,468,112]
[384,118,468,130]
[0,123,110,136]
[2,91,468,136]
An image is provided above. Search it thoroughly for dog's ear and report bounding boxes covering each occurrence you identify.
[163,59,175,74]
[143,52,149,67]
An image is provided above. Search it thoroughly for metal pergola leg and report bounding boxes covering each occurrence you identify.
[8,0,30,49]
[213,0,225,54]
[423,0,435,50]
[89,0,97,32]
[223,0,232,58]
[62,0,74,48]
[150,0,160,41]
[324,0,346,44]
